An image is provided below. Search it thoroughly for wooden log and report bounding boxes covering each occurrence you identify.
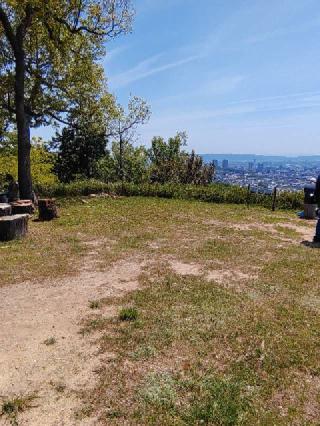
[10,200,35,215]
[0,203,12,217]
[0,214,29,241]
[38,198,58,221]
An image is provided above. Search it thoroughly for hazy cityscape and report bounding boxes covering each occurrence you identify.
[202,154,320,194]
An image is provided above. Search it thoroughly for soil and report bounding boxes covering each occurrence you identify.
[0,254,144,425]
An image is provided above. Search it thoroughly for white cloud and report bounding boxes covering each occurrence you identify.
[110,52,202,88]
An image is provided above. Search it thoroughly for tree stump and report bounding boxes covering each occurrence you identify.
[10,200,35,215]
[0,203,12,217]
[0,214,29,241]
[38,199,58,221]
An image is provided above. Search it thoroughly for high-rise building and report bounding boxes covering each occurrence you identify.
[257,163,264,172]
[248,162,254,171]
[222,159,229,170]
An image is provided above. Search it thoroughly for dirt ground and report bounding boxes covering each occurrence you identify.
[0,253,144,426]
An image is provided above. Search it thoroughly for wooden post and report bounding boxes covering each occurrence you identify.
[0,214,29,241]
[272,187,277,211]
[38,199,58,221]
[246,184,251,207]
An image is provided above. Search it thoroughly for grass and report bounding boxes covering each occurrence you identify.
[1,196,319,424]
[119,307,139,322]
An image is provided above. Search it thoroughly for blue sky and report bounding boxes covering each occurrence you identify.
[35,0,320,155]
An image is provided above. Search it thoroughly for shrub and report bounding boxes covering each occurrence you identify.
[35,180,304,211]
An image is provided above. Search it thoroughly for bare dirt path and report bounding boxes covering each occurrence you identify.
[0,254,144,425]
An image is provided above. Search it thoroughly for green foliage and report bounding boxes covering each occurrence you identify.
[149,132,215,185]
[0,136,56,189]
[35,180,304,211]
[107,96,151,181]
[95,142,150,183]
[52,127,107,183]
[149,132,187,184]
[0,1,133,131]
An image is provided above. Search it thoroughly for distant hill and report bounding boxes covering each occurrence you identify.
[201,154,320,164]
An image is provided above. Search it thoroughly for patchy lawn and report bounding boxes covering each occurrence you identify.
[1,196,319,425]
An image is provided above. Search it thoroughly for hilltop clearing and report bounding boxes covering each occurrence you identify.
[0,197,319,425]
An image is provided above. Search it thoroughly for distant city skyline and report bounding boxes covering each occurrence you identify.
[33,0,320,155]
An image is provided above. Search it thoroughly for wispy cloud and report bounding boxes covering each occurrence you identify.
[148,90,320,129]
[110,52,202,88]
[244,16,320,45]
[104,45,129,64]
[154,75,245,105]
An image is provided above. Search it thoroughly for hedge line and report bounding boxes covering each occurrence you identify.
[35,180,304,211]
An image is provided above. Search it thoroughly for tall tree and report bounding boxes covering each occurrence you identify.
[52,125,108,183]
[109,96,151,181]
[0,0,133,199]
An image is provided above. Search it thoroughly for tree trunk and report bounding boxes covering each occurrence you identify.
[119,134,124,182]
[0,214,29,241]
[15,47,33,200]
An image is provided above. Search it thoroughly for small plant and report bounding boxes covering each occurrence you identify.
[80,317,107,335]
[119,307,138,322]
[43,337,56,346]
[131,345,157,360]
[74,404,94,420]
[140,372,177,409]
[1,394,38,424]
[55,383,66,393]
[89,300,101,309]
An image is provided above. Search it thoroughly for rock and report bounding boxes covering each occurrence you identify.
[0,214,29,241]
[10,200,35,215]
[38,199,58,221]
[0,203,12,217]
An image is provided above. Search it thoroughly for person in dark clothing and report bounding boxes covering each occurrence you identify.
[314,174,320,242]
[6,174,19,202]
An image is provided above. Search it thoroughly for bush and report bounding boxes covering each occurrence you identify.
[35,179,304,211]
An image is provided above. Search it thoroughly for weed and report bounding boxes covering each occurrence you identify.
[1,394,37,424]
[55,384,66,393]
[119,307,138,322]
[131,345,157,360]
[43,337,56,346]
[74,404,94,420]
[140,372,177,409]
[89,300,101,309]
[80,317,107,334]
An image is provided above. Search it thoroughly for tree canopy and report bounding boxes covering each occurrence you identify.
[0,0,133,197]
